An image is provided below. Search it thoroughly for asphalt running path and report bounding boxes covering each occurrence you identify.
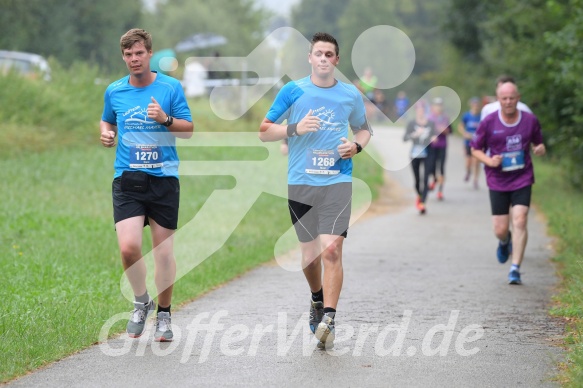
[9,127,564,387]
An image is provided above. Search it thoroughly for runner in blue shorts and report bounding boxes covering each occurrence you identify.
[100,29,193,342]
[259,32,372,349]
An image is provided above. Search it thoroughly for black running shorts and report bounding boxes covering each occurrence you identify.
[489,185,532,216]
[112,175,180,230]
[288,182,352,243]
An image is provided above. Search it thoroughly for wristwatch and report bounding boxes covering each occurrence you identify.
[354,142,363,154]
[162,115,174,127]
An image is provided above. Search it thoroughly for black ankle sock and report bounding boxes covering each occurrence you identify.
[501,232,511,245]
[135,291,150,304]
[311,288,324,302]
[157,305,171,315]
[323,307,336,318]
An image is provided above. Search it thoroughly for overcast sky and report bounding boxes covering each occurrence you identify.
[142,0,299,17]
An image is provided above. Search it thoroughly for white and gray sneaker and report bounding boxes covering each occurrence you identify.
[315,312,335,349]
[154,311,173,342]
[126,299,156,338]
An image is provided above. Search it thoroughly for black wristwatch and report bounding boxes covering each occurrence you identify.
[162,115,174,127]
[354,142,363,154]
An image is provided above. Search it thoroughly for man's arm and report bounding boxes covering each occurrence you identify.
[148,97,193,139]
[531,118,545,156]
[471,148,502,168]
[532,143,546,156]
[100,120,117,148]
[258,110,320,142]
[457,121,472,140]
[165,117,193,139]
[338,128,372,159]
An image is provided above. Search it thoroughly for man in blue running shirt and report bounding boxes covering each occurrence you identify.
[100,29,193,342]
[259,32,372,349]
[458,97,482,189]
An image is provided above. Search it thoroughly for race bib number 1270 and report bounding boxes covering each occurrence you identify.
[129,144,163,169]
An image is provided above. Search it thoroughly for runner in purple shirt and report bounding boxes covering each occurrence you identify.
[427,98,452,200]
[471,82,546,285]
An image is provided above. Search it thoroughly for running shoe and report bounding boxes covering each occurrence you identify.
[415,195,421,207]
[437,191,444,201]
[496,232,512,264]
[309,300,324,334]
[508,269,522,285]
[315,313,335,349]
[127,299,156,338]
[417,202,426,214]
[154,311,174,342]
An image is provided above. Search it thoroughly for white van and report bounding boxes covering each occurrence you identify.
[0,50,51,81]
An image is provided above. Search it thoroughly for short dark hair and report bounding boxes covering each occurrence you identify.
[120,28,152,54]
[310,32,339,56]
[495,75,516,87]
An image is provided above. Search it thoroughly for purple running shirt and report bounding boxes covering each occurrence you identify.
[471,110,543,192]
[428,113,451,149]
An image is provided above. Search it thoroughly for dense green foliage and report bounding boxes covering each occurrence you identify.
[143,0,270,57]
[0,0,142,71]
[443,0,583,187]
[0,0,269,73]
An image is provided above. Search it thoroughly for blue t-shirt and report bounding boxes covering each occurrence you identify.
[101,72,192,178]
[394,97,409,117]
[461,111,481,146]
[266,76,367,186]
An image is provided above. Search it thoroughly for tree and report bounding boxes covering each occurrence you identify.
[143,0,269,57]
[290,0,350,44]
[444,0,583,187]
[0,0,142,71]
[442,0,486,62]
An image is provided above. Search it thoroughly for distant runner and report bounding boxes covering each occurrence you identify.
[471,82,545,284]
[427,98,452,200]
[458,97,482,189]
[404,100,436,214]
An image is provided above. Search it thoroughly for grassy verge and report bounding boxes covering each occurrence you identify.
[532,159,583,386]
[0,73,383,382]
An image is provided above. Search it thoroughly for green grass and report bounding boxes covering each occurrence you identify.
[0,70,383,382]
[532,159,583,386]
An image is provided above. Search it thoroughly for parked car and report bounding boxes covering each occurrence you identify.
[0,50,51,81]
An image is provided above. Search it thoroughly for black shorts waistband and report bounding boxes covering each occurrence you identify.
[113,174,178,182]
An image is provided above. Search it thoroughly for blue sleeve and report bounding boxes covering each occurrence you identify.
[266,82,295,124]
[461,112,469,127]
[101,88,116,124]
[471,119,488,151]
[348,88,367,129]
[170,82,192,122]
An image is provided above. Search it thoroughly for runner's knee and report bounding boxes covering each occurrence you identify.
[120,243,142,264]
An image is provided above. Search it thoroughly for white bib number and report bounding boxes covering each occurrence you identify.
[305,149,340,175]
[501,150,525,172]
[129,144,163,169]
